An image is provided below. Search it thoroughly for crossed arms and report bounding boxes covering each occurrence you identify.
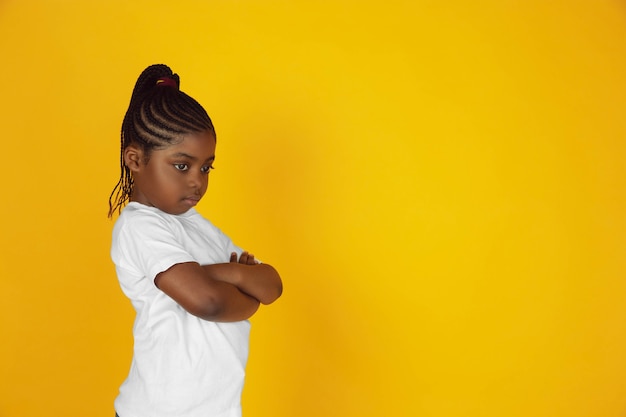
[154,251,283,322]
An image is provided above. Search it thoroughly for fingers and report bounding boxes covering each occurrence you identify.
[238,251,257,265]
[231,251,260,265]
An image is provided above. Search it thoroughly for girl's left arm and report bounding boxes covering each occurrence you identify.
[202,255,282,305]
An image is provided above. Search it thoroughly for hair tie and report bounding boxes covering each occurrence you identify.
[156,77,178,89]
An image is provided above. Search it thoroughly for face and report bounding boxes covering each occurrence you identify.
[125,130,217,215]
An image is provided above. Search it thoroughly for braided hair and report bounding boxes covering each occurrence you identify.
[108,64,215,217]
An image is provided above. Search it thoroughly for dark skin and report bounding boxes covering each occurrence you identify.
[124,130,282,322]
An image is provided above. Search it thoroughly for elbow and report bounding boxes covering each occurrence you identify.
[260,278,283,305]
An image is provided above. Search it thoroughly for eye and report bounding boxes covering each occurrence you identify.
[173,164,189,171]
[200,165,214,174]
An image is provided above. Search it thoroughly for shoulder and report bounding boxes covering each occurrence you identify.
[112,203,183,247]
[111,204,197,272]
[114,203,173,230]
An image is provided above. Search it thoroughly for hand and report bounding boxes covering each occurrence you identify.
[230,251,259,265]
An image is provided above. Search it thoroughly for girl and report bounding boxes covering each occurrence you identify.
[108,64,282,417]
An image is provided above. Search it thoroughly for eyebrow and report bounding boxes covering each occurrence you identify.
[171,152,215,162]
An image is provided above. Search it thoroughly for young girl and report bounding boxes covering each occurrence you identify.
[108,64,282,417]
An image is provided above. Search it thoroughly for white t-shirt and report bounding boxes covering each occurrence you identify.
[111,202,250,417]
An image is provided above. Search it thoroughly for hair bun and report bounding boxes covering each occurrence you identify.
[156,77,179,89]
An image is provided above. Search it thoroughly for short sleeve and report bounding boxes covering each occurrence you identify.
[112,210,196,281]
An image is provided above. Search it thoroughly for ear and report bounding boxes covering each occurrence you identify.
[124,145,144,173]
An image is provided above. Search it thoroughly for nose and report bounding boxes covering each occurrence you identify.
[189,170,205,190]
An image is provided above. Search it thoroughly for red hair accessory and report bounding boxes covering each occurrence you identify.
[156,77,178,88]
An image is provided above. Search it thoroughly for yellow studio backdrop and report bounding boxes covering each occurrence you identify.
[1,1,626,416]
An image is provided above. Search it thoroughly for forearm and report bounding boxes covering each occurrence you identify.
[155,262,260,322]
[203,263,283,305]
[198,280,260,322]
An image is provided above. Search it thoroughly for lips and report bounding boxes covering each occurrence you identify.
[183,196,201,206]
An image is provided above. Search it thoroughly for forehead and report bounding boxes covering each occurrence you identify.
[164,130,216,157]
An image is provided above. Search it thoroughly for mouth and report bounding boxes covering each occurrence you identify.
[183,196,201,206]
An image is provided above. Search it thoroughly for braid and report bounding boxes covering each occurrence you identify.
[108,64,215,217]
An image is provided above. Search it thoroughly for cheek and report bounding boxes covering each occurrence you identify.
[159,169,178,184]
[152,169,178,192]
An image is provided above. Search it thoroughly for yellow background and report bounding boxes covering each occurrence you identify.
[1,1,626,416]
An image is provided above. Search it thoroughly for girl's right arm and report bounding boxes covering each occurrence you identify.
[154,262,260,322]
[202,253,283,305]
